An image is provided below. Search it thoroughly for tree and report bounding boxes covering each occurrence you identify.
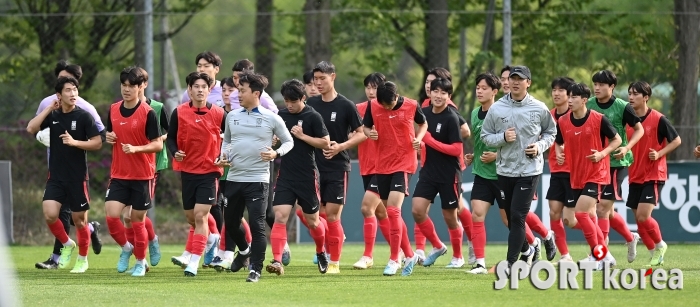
[255,0,275,90]
[304,0,332,71]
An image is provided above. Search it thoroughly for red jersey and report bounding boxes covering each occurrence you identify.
[356,101,379,176]
[558,111,610,189]
[109,101,156,180]
[548,108,570,174]
[628,109,667,184]
[422,98,457,109]
[172,103,225,176]
[372,98,418,174]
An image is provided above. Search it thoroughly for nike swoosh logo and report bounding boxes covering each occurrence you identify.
[567,200,574,203]
[209,197,215,200]
[520,187,529,190]
[575,132,581,135]
[52,121,59,124]
[389,115,397,118]
[646,196,653,199]
[449,201,456,204]
[604,192,612,195]
[252,198,260,201]
[80,203,87,207]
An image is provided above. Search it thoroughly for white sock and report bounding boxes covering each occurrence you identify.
[330,261,339,265]
[190,254,201,265]
[136,258,146,265]
[561,253,570,258]
[240,246,250,255]
[224,251,234,260]
[216,249,225,258]
[151,235,158,243]
[207,233,220,245]
[63,239,74,247]
[122,242,133,252]
[181,251,192,258]
[545,231,553,240]
[476,258,486,267]
[522,246,533,256]
[656,241,667,249]
[649,249,655,257]
[77,255,87,261]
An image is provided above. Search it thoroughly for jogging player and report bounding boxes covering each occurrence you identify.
[180,51,225,107]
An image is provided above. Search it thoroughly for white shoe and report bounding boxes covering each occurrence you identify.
[205,234,220,253]
[382,260,400,276]
[415,249,426,265]
[467,241,476,265]
[353,256,374,269]
[445,257,465,268]
[604,251,617,267]
[627,232,640,263]
[398,250,405,268]
[467,263,488,274]
[554,255,573,266]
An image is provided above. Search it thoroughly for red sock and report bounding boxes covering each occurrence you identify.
[387,207,403,262]
[525,224,535,244]
[575,212,598,249]
[309,219,326,253]
[550,219,569,255]
[320,211,328,221]
[76,225,90,257]
[644,217,662,244]
[611,211,633,242]
[400,219,414,258]
[472,221,486,259]
[448,227,463,259]
[271,223,287,262]
[296,209,310,229]
[363,217,377,258]
[126,227,135,246]
[144,216,156,241]
[132,221,147,260]
[595,217,606,247]
[417,218,443,249]
[219,225,227,251]
[48,219,70,244]
[327,220,342,262]
[242,219,252,244]
[378,217,391,243]
[526,212,549,238]
[185,226,195,253]
[598,218,610,242]
[458,208,473,241]
[106,217,127,246]
[191,233,207,256]
[207,214,219,235]
[414,223,426,250]
[636,219,655,250]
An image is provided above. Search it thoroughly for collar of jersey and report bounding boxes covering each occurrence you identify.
[241,107,261,113]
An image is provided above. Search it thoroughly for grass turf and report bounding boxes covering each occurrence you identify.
[9,243,700,306]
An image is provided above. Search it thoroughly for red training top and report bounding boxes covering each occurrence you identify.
[628,109,667,184]
[172,103,225,176]
[356,101,378,176]
[109,101,156,180]
[372,98,418,174]
[558,111,610,189]
[549,108,570,174]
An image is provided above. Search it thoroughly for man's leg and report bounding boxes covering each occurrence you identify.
[216,182,248,272]
[43,199,74,269]
[633,182,666,266]
[183,177,218,277]
[467,198,491,274]
[356,175,382,269]
[499,175,539,266]
[37,203,72,269]
[243,182,269,282]
[411,179,446,268]
[440,179,464,269]
[385,173,416,276]
[321,171,347,273]
[268,204,292,275]
[67,181,91,273]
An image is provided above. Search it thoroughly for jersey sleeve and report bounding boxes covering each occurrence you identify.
[622,104,642,127]
[40,112,52,130]
[82,112,101,139]
[555,123,564,145]
[159,108,170,131]
[272,114,294,156]
[105,109,113,132]
[348,102,363,131]
[600,116,618,139]
[414,105,426,124]
[145,109,162,141]
[361,103,374,128]
[166,108,179,156]
[312,111,329,138]
[220,111,227,132]
[658,116,680,143]
[445,114,462,143]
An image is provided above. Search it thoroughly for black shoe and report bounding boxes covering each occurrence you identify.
[543,232,556,261]
[35,256,58,269]
[90,221,103,255]
[316,252,329,274]
[532,238,541,263]
[230,251,250,273]
[246,270,261,282]
[519,247,535,266]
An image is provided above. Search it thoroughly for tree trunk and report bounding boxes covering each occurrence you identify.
[671,0,700,160]
[255,0,275,91]
[304,0,332,71]
[419,0,449,101]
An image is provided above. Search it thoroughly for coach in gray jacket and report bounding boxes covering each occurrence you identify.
[480,66,557,269]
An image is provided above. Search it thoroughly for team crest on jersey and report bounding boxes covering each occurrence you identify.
[233,120,239,125]
[256,118,262,127]
[330,112,337,122]
[436,123,442,133]
[71,121,76,130]
[298,120,303,127]
[529,112,539,123]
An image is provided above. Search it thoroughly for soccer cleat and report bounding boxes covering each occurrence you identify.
[69,258,88,273]
[353,256,374,269]
[414,250,426,265]
[117,249,133,273]
[467,241,477,265]
[203,237,219,267]
[543,231,557,261]
[316,252,329,274]
[35,256,58,270]
[126,262,150,274]
[149,236,162,266]
[246,270,261,282]
[265,261,284,276]
[398,251,405,268]
[519,246,535,267]
[554,255,573,266]
[649,243,667,266]
[184,265,198,277]
[604,251,617,267]
[383,260,400,276]
[171,255,189,269]
[627,232,640,263]
[58,240,76,269]
[446,257,465,268]
[131,262,148,277]
[90,221,102,255]
[401,255,418,276]
[214,258,232,273]
[230,252,250,273]
[467,263,488,274]
[313,252,329,265]
[327,262,340,274]
[532,238,542,263]
[282,243,291,266]
[422,245,448,267]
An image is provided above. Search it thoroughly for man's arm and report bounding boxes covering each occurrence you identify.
[341,103,368,149]
[599,117,622,157]
[159,107,169,141]
[480,106,508,148]
[298,112,331,149]
[27,104,55,135]
[656,116,682,158]
[220,113,232,160]
[261,92,279,114]
[422,115,462,157]
[272,114,294,155]
[618,104,644,156]
[166,108,180,157]
[535,109,557,155]
[128,110,163,153]
[413,105,428,141]
[69,113,102,151]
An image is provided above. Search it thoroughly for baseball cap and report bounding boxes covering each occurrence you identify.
[509,66,532,80]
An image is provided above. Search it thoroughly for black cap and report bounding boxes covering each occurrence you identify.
[509,66,531,80]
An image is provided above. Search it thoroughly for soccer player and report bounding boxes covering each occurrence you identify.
[555,83,620,269]
[499,66,511,95]
[625,81,680,266]
[303,70,321,97]
[167,72,227,277]
[26,76,103,273]
[180,51,224,107]
[229,59,279,113]
[546,77,577,264]
[481,66,556,271]
[267,79,330,275]
[34,61,103,269]
[220,71,293,282]
[103,67,162,276]
[362,81,426,276]
[306,61,366,274]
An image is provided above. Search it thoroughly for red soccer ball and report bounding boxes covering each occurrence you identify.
[592,244,608,261]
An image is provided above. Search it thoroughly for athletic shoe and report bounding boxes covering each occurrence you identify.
[401,255,418,276]
[543,231,557,261]
[519,246,535,267]
[445,257,465,268]
[184,264,198,277]
[313,252,329,265]
[317,252,329,274]
[467,241,476,265]
[604,251,617,267]
[203,236,219,267]
[398,251,405,268]
[131,262,147,277]
[246,270,261,282]
[35,256,58,270]
[230,252,250,273]
[265,261,284,276]
[69,258,88,273]
[532,238,542,263]
[90,221,102,255]
[148,235,161,266]
[554,255,573,266]
[58,240,76,269]
[383,260,400,276]
[649,242,667,266]
[327,262,340,274]
[353,256,374,269]
[467,263,488,274]
[214,257,232,273]
[281,243,291,266]
[126,262,150,274]
[415,249,426,265]
[422,245,448,267]
[627,232,640,263]
[171,255,189,269]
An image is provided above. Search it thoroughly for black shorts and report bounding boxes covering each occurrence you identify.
[362,174,374,191]
[367,172,410,200]
[43,179,90,212]
[105,178,155,211]
[546,173,575,208]
[626,181,664,209]
[572,182,605,203]
[181,173,218,210]
[601,167,627,200]
[413,177,462,209]
[273,179,321,214]
[470,175,504,209]
[225,181,269,210]
[319,171,348,205]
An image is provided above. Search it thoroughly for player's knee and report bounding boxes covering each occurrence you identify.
[360,203,374,217]
[375,210,387,220]
[44,213,58,224]
[635,213,649,223]
[411,207,426,222]
[549,210,561,221]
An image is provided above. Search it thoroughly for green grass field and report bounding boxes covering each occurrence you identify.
[9,243,700,307]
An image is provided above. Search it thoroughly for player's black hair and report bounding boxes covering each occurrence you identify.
[430,78,454,95]
[592,70,618,87]
[232,59,254,72]
[376,81,399,105]
[313,61,336,75]
[567,83,592,99]
[500,65,512,76]
[302,70,314,84]
[551,77,575,90]
[54,60,83,80]
[628,81,652,97]
[55,76,79,93]
[137,67,149,82]
[426,67,452,81]
[475,72,502,90]
[238,71,269,98]
[220,77,235,88]
[280,79,306,101]
[185,72,214,87]
[363,72,386,88]
[195,51,222,67]
[119,66,147,86]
